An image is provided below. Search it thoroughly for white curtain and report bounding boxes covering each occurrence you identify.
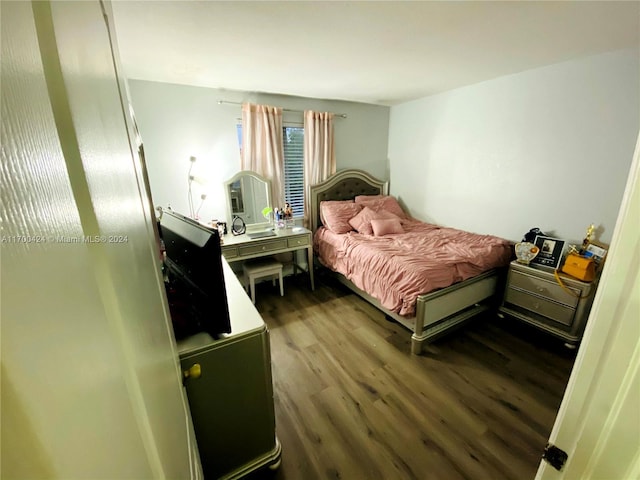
[303,110,336,226]
[241,103,285,207]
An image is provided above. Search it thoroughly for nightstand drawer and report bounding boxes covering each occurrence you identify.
[505,288,576,326]
[287,236,309,248]
[239,239,288,256]
[509,270,579,308]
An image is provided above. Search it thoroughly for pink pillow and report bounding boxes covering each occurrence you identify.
[319,200,354,227]
[371,218,404,236]
[320,201,362,234]
[355,195,407,219]
[354,194,385,203]
[348,207,401,235]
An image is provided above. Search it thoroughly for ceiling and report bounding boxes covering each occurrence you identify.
[111,1,640,106]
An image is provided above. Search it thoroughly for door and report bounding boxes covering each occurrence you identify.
[536,134,640,479]
[1,1,197,478]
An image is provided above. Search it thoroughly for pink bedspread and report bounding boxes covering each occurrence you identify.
[314,220,512,316]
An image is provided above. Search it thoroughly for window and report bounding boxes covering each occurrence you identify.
[237,125,305,217]
[283,127,304,217]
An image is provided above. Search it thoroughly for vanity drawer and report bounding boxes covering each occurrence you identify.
[287,235,309,248]
[221,246,238,259]
[505,288,576,326]
[239,239,288,256]
[509,270,579,308]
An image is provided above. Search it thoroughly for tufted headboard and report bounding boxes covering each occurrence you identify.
[309,169,389,233]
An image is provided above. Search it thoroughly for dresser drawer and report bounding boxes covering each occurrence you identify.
[505,288,576,326]
[221,246,238,259]
[239,239,288,256]
[287,235,309,248]
[509,269,579,308]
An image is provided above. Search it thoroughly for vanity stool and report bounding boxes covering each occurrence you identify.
[243,259,284,304]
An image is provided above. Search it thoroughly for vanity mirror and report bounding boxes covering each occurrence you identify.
[224,171,272,232]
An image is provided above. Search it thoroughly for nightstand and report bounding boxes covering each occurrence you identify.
[498,260,598,347]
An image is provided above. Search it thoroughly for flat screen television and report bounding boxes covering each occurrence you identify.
[159,210,231,339]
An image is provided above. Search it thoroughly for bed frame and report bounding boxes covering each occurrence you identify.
[310,169,502,355]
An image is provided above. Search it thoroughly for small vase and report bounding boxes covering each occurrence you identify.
[515,242,540,265]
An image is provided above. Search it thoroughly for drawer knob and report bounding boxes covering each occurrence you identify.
[183,363,201,380]
[536,286,545,292]
[533,302,540,310]
[262,246,266,250]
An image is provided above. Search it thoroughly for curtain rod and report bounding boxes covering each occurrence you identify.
[218,100,347,119]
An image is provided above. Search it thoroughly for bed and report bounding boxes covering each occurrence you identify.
[309,169,512,354]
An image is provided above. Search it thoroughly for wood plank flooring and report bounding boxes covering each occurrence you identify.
[246,271,576,480]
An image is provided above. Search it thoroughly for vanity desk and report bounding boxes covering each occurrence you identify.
[221,226,315,290]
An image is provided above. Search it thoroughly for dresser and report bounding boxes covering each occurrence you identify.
[221,226,315,290]
[498,260,598,347]
[177,259,281,479]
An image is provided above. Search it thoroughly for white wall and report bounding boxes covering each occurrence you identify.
[388,49,639,245]
[127,80,390,224]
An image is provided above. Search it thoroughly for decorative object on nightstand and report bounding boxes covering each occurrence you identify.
[584,242,608,271]
[569,223,609,272]
[530,235,566,270]
[515,242,540,265]
[576,223,609,273]
[559,224,601,282]
[522,227,546,243]
[578,223,596,254]
[561,253,596,282]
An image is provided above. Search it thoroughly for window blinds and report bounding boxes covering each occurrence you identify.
[283,127,304,217]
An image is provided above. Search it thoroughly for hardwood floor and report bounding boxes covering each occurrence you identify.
[247,271,576,480]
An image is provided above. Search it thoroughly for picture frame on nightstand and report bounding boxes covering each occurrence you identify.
[531,235,566,270]
[585,241,609,271]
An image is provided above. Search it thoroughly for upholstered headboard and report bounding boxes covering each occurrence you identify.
[309,169,389,233]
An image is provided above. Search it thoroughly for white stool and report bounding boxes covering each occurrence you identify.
[242,259,284,304]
